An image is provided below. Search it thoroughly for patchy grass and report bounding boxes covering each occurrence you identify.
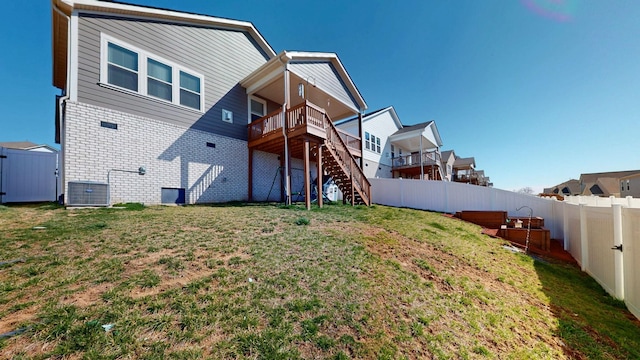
[0,203,638,359]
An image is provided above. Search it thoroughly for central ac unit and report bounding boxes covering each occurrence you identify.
[67,181,109,206]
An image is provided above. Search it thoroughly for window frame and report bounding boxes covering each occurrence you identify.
[99,33,204,112]
[248,96,267,123]
[364,132,381,154]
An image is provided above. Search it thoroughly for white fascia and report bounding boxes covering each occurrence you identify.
[69,9,79,102]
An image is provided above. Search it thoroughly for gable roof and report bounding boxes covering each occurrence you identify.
[579,170,640,184]
[453,157,476,169]
[441,150,455,161]
[544,179,580,195]
[334,106,398,127]
[240,51,367,113]
[391,121,433,136]
[52,0,276,89]
[389,121,443,147]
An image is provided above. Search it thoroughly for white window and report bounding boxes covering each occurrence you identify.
[107,43,138,92]
[249,96,267,122]
[365,132,381,154]
[179,71,201,110]
[100,34,204,111]
[147,58,172,101]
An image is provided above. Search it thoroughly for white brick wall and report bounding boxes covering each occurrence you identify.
[251,150,281,202]
[64,102,248,205]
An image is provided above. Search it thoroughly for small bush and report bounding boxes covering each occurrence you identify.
[295,217,310,226]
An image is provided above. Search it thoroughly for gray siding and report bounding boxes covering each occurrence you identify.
[77,13,270,140]
[289,61,358,111]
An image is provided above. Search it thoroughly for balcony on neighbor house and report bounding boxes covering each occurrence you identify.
[391,149,443,180]
[452,169,480,185]
[247,101,361,158]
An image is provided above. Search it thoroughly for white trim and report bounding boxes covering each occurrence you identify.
[248,95,267,124]
[99,33,205,112]
[69,10,79,102]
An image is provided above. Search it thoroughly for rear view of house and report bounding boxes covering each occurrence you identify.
[52,0,368,206]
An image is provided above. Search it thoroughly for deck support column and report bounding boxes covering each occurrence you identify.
[317,144,323,208]
[350,159,355,206]
[358,112,364,168]
[303,139,311,210]
[248,148,253,201]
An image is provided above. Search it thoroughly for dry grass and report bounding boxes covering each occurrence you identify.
[0,203,638,359]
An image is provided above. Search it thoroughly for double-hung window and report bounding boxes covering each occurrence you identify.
[101,34,204,111]
[107,43,138,92]
[180,71,201,110]
[147,58,172,101]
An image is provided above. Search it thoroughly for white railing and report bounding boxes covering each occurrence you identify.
[369,178,640,320]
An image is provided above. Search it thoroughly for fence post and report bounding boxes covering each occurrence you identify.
[563,202,570,251]
[399,178,404,208]
[627,196,634,208]
[612,204,624,299]
[579,204,589,272]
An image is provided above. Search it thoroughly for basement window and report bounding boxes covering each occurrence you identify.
[100,121,118,130]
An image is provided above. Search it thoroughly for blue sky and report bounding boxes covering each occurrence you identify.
[2,0,639,192]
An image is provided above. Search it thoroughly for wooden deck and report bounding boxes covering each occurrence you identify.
[247,101,370,207]
[248,101,361,157]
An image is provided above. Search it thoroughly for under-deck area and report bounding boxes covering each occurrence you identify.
[247,101,369,208]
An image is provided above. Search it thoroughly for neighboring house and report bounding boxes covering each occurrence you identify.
[578,170,640,197]
[389,121,443,180]
[336,107,444,180]
[440,150,456,181]
[544,179,580,196]
[335,106,402,178]
[0,141,59,153]
[620,173,640,198]
[452,156,477,184]
[52,0,368,207]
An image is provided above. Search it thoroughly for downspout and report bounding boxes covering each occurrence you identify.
[278,53,291,205]
[53,2,72,204]
[419,133,424,180]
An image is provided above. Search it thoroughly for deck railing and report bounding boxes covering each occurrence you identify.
[337,128,361,154]
[392,149,441,168]
[323,111,370,205]
[248,101,361,156]
[248,108,285,140]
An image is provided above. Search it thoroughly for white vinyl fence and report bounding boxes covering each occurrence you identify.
[0,147,59,203]
[370,178,640,320]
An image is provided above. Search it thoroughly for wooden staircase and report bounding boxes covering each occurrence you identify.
[317,113,371,206]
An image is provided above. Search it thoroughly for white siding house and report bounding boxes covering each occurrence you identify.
[336,106,402,178]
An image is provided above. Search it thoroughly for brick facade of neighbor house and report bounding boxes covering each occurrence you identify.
[64,102,249,204]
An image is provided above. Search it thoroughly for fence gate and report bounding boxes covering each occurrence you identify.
[0,147,59,203]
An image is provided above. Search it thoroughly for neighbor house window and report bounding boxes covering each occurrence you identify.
[622,181,625,192]
[628,180,630,191]
[364,132,381,154]
[100,34,204,111]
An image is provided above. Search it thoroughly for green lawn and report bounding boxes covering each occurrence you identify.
[0,203,638,359]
